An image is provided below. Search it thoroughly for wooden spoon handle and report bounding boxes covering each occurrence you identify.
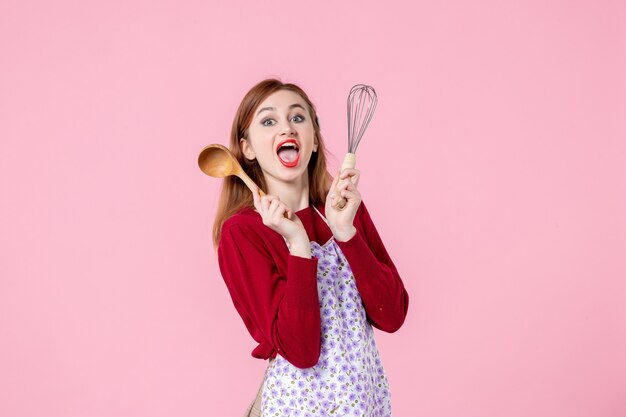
[333,153,357,209]
[239,172,292,218]
[238,172,264,196]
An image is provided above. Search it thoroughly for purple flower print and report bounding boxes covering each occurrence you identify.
[261,238,391,416]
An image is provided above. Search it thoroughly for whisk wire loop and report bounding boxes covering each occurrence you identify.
[347,84,378,154]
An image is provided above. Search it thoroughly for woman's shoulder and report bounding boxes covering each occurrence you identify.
[218,206,276,257]
[222,206,263,232]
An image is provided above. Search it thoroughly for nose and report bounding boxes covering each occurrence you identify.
[279,119,296,136]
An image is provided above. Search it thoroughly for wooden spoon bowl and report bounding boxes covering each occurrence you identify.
[198,144,265,196]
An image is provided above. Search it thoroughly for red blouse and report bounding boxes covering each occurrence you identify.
[217,201,409,369]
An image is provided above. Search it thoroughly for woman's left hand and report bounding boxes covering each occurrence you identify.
[325,168,361,242]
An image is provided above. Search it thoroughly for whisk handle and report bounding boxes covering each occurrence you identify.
[333,153,357,210]
[341,153,357,172]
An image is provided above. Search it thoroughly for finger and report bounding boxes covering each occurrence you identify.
[272,200,291,220]
[336,178,356,193]
[343,181,356,192]
[341,189,361,203]
[261,194,279,216]
[259,195,271,212]
[341,187,360,197]
[339,168,360,183]
[251,185,262,209]
[268,198,281,218]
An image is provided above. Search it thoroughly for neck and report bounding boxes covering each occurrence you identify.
[264,175,310,212]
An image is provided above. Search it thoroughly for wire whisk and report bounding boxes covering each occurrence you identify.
[347,84,378,154]
[333,84,378,209]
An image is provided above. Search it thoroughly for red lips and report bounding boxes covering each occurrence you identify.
[276,139,300,168]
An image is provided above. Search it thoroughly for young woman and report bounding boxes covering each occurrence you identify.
[214,79,409,417]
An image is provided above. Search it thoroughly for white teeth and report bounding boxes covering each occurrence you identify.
[278,143,299,151]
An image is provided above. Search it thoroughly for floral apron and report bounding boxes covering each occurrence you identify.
[259,206,392,417]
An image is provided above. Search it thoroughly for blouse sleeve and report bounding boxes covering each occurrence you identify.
[218,219,321,368]
[335,202,409,332]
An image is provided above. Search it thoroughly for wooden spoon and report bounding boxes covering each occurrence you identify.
[198,144,265,196]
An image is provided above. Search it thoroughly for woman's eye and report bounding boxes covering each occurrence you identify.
[291,114,305,123]
[261,118,275,126]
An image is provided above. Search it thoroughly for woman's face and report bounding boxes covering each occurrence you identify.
[241,89,318,186]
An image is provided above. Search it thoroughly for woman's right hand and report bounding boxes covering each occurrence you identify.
[251,185,311,258]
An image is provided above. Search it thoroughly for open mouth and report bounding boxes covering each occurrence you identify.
[276,139,300,168]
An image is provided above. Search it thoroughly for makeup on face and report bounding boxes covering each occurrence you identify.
[276,138,300,167]
[245,90,316,183]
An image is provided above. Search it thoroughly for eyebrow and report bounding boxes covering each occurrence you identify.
[256,103,306,116]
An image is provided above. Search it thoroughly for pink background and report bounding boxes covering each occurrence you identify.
[1,0,625,416]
